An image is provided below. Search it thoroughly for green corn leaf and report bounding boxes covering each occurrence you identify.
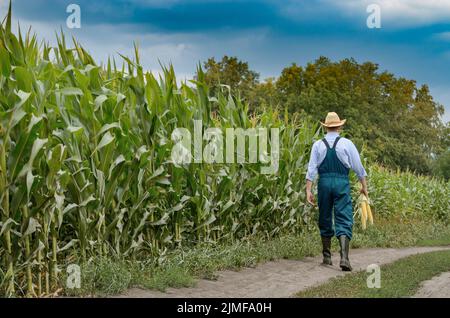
[97,122,121,137]
[108,154,125,178]
[27,114,43,133]
[14,67,33,92]
[94,95,108,110]
[26,170,34,195]
[62,203,78,215]
[57,239,79,253]
[23,217,41,236]
[58,87,83,96]
[79,194,96,207]
[0,45,11,77]
[9,107,26,130]
[17,138,48,178]
[0,218,19,236]
[93,131,114,153]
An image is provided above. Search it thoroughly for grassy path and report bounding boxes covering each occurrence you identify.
[116,246,450,298]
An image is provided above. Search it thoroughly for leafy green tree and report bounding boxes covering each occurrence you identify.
[276,63,304,97]
[433,150,450,180]
[274,57,446,174]
[248,77,278,111]
[202,56,259,100]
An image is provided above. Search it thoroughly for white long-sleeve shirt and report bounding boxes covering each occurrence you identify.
[306,132,367,181]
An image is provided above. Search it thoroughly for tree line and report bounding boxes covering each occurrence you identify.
[201,56,450,178]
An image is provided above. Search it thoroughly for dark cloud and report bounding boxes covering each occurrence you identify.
[13,0,280,31]
[6,0,450,119]
[10,0,364,34]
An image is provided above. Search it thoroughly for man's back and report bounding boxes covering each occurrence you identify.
[306,132,366,182]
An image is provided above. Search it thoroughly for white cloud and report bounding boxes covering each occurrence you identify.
[144,43,189,59]
[324,0,450,28]
[8,14,270,84]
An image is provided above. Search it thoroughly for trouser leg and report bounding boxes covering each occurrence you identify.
[333,178,353,240]
[333,178,353,271]
[318,178,334,238]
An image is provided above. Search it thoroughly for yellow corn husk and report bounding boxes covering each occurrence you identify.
[360,199,367,230]
[366,201,374,225]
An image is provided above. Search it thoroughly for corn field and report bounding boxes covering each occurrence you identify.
[366,165,450,221]
[0,9,323,297]
[0,8,449,297]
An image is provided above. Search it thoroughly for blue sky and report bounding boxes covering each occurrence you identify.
[3,0,450,121]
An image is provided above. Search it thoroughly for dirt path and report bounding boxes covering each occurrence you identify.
[414,271,450,298]
[117,246,450,298]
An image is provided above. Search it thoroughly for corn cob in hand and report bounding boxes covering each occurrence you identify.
[358,194,373,230]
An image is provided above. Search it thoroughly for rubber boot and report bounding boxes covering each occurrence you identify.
[338,235,352,271]
[321,236,333,265]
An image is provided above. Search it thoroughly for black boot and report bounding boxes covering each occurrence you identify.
[338,235,352,271]
[321,236,332,265]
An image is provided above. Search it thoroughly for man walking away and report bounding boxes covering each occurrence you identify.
[305,112,368,271]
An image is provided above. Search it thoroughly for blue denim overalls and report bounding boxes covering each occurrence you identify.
[317,137,353,239]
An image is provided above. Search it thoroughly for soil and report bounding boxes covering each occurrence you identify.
[414,271,450,298]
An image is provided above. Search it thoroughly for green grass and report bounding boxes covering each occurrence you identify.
[63,220,450,297]
[351,218,450,248]
[64,259,195,297]
[416,237,450,247]
[297,249,450,298]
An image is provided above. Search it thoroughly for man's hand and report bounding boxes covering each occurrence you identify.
[359,177,368,198]
[306,190,316,206]
[305,180,315,206]
[360,187,368,198]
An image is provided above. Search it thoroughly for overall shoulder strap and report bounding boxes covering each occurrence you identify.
[332,136,341,149]
[322,138,331,149]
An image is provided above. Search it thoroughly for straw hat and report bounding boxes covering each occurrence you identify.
[320,112,346,128]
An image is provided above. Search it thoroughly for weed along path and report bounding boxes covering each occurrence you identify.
[118,246,450,298]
